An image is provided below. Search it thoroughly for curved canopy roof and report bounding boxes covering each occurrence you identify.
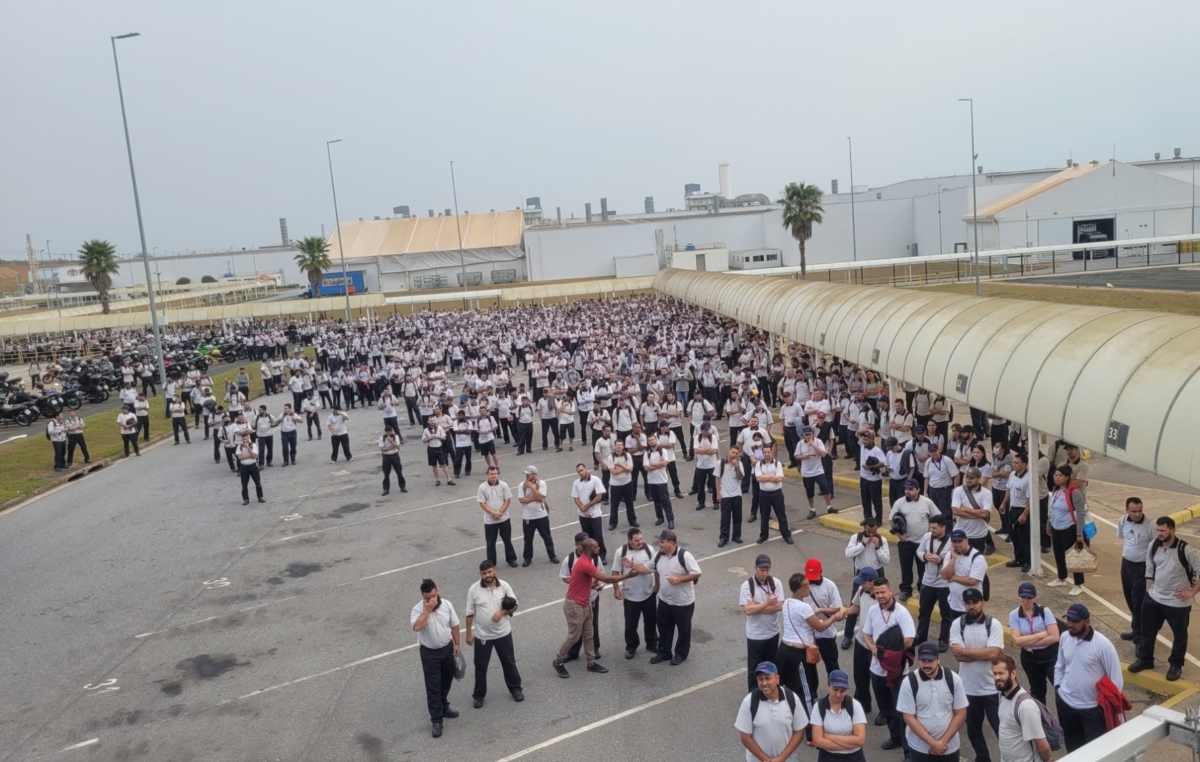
[654,268,1200,490]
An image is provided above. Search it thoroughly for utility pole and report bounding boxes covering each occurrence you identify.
[325,139,353,323]
[960,98,981,295]
[847,137,858,262]
[450,161,469,310]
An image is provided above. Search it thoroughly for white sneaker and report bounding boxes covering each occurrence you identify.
[1068,585,1083,596]
[1047,578,1066,588]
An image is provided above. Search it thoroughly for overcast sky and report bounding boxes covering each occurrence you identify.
[3,0,1196,259]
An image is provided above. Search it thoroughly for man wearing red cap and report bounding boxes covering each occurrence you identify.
[804,558,844,673]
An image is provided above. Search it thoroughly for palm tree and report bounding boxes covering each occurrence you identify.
[294,236,333,297]
[778,182,824,279]
[77,239,120,314]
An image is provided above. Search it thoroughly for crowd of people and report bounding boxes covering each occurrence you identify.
[40,296,1185,758]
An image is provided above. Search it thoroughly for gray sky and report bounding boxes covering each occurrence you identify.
[3,0,1196,259]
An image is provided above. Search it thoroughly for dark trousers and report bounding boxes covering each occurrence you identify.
[1121,559,1148,644]
[691,467,715,507]
[516,421,533,454]
[1050,525,1085,584]
[404,396,420,426]
[656,600,695,660]
[870,672,905,745]
[419,642,456,722]
[306,412,321,438]
[929,486,953,523]
[224,446,236,470]
[910,752,960,762]
[1058,701,1106,753]
[141,376,156,396]
[746,635,780,691]
[648,482,674,523]
[453,444,472,477]
[281,431,297,465]
[257,434,273,465]
[859,478,883,523]
[758,489,791,541]
[66,434,89,464]
[719,496,743,542]
[171,417,191,443]
[484,520,517,565]
[1011,511,1030,566]
[1138,598,1192,668]
[609,482,637,527]
[815,637,841,675]
[540,418,559,449]
[567,598,600,659]
[916,585,953,645]
[1020,647,1058,706]
[579,515,606,560]
[852,641,874,712]
[472,632,521,699]
[122,432,141,456]
[665,461,681,494]
[51,440,67,469]
[239,462,263,501]
[521,517,555,561]
[775,643,810,705]
[965,693,999,762]
[897,540,924,595]
[381,452,406,491]
[784,427,799,468]
[624,595,658,654]
[330,433,351,461]
[137,415,150,441]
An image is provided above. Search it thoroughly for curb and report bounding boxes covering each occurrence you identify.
[1166,502,1200,526]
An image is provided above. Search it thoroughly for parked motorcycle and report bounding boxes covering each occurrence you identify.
[0,399,37,427]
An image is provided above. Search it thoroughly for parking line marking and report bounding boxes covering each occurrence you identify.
[1077,585,1200,669]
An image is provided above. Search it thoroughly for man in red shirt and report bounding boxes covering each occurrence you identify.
[553,537,632,678]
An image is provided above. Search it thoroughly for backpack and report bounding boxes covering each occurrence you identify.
[814,695,861,726]
[750,686,796,720]
[748,573,776,598]
[652,547,699,590]
[907,668,957,707]
[1013,688,1064,751]
[954,614,995,641]
[965,548,991,602]
[1149,538,1196,586]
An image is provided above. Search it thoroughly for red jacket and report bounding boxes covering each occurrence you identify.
[1097,676,1131,731]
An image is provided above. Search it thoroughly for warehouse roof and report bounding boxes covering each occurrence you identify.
[971,161,1107,220]
[329,211,524,260]
[654,268,1200,491]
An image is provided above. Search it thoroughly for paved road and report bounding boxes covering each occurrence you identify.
[1014,263,1200,292]
[0,408,1166,762]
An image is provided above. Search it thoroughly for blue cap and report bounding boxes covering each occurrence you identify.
[917,641,940,660]
[574,532,589,543]
[754,661,779,675]
[801,425,814,435]
[828,670,850,689]
[1065,603,1090,622]
[852,567,879,586]
[1018,582,1037,599]
[904,478,920,489]
[950,528,968,541]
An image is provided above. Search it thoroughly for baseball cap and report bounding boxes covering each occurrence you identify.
[884,437,898,449]
[524,465,539,475]
[828,670,850,689]
[917,641,941,661]
[853,567,879,586]
[1018,582,1037,599]
[801,425,814,435]
[804,558,823,581]
[817,411,827,419]
[950,529,968,541]
[658,420,670,428]
[929,443,940,452]
[1065,603,1090,622]
[701,422,711,431]
[904,478,920,489]
[573,532,589,543]
[964,466,982,479]
[962,588,984,603]
[754,661,779,675]
[755,554,772,568]
[657,529,678,542]
[1064,442,1079,450]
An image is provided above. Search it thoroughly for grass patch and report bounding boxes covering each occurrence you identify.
[920,282,1200,316]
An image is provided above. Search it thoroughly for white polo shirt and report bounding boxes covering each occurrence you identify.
[952,486,993,539]
[739,575,783,640]
[896,667,969,754]
[734,690,808,762]
[754,460,785,492]
[477,481,513,525]
[519,479,549,520]
[465,579,516,640]
[862,603,915,677]
[810,698,867,754]
[611,543,656,602]
[949,615,1005,696]
[654,547,702,606]
[571,475,606,518]
[410,599,459,649]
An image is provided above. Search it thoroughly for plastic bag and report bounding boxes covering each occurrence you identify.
[453,651,467,681]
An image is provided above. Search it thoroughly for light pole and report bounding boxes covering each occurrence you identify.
[450,160,469,309]
[111,32,168,390]
[936,184,943,255]
[325,139,353,323]
[959,98,981,295]
[46,240,51,262]
[847,137,858,262]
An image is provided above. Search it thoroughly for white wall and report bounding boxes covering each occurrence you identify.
[111,248,304,290]
[614,253,658,278]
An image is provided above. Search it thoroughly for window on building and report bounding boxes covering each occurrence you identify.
[753,255,764,262]
[766,254,778,261]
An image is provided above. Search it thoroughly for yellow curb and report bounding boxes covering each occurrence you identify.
[1161,684,1200,709]
[1167,502,1200,526]
[816,514,1012,567]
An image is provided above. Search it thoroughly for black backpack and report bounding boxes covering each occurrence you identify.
[748,573,777,598]
[750,686,797,720]
[652,547,699,590]
[906,668,957,705]
[1149,538,1196,585]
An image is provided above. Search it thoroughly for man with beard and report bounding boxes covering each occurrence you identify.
[553,537,631,678]
[861,578,915,754]
[464,560,522,708]
[991,653,1052,762]
[612,528,658,660]
[1054,603,1122,752]
[896,641,969,762]
[411,578,462,738]
[1115,497,1153,643]
[949,588,1004,762]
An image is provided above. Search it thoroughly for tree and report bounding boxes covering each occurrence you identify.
[778,182,824,279]
[201,275,218,283]
[175,276,191,285]
[294,236,332,296]
[77,239,120,314]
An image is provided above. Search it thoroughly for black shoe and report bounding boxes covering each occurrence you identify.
[695,505,705,511]
[654,518,665,526]
[447,480,456,486]
[586,663,608,674]
[756,536,767,544]
[382,491,389,496]
[1128,659,1154,673]
[442,708,459,719]
[549,556,560,564]
[747,514,758,523]
[783,536,794,545]
[717,539,727,548]
[649,654,668,664]
[258,497,265,503]
[874,714,889,726]
[507,560,518,568]
[473,697,484,708]
[625,648,637,659]
[733,537,744,544]
[400,487,408,493]
[1168,665,1183,681]
[667,520,674,530]
[840,636,852,650]
[608,524,618,531]
[807,510,817,520]
[1120,631,1136,641]
[899,591,911,602]
[687,489,698,495]
[629,522,640,529]
[881,738,902,751]
[1021,566,1030,573]
[243,499,249,506]
[938,641,948,653]
[511,689,524,701]
[675,491,683,499]
[522,559,532,567]
[670,656,684,666]
[1005,560,1022,568]
[431,721,442,738]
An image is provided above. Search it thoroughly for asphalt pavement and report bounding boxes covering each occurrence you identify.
[0,402,1164,762]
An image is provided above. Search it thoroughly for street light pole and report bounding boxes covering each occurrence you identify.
[111,32,168,390]
[450,160,469,310]
[937,184,943,255]
[847,137,858,262]
[960,97,981,295]
[325,139,352,323]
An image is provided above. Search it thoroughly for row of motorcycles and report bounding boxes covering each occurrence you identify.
[0,356,131,428]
